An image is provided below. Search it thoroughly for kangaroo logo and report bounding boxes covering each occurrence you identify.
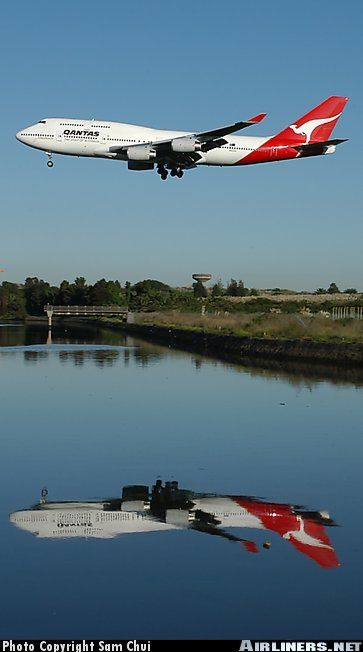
[282,520,332,549]
[289,113,342,144]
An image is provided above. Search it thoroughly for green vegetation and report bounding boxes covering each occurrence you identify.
[0,276,126,318]
[225,278,249,297]
[315,283,357,295]
[1,275,362,347]
[193,280,208,298]
[137,311,363,344]
[0,281,26,318]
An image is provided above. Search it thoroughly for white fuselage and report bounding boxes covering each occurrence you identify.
[9,497,265,539]
[16,118,269,167]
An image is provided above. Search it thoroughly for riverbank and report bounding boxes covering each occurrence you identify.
[98,319,363,368]
[9,312,363,368]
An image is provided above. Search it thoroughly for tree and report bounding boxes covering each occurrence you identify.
[132,279,170,294]
[328,282,340,294]
[104,280,123,305]
[89,279,115,305]
[211,280,224,297]
[58,280,73,305]
[344,288,358,294]
[125,281,131,305]
[226,279,238,296]
[129,279,172,310]
[0,282,25,316]
[71,277,89,304]
[237,280,248,297]
[193,281,207,298]
[24,277,52,315]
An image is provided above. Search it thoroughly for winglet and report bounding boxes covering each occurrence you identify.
[242,540,258,553]
[248,113,267,124]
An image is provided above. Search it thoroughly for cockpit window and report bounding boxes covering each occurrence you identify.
[39,120,46,124]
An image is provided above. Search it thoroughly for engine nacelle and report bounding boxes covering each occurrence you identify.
[165,509,193,527]
[171,136,202,153]
[127,145,156,161]
[128,161,154,171]
[121,500,148,512]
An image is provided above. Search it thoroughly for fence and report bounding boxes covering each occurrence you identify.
[332,306,363,320]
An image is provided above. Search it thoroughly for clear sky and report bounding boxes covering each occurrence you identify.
[1,0,362,291]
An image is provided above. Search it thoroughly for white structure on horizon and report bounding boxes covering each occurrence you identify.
[192,273,212,284]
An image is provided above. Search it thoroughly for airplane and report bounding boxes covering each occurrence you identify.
[10,479,340,568]
[15,96,348,181]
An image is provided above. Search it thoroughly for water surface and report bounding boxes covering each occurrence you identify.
[0,324,362,639]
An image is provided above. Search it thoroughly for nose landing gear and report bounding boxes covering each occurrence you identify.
[40,487,48,504]
[46,153,54,168]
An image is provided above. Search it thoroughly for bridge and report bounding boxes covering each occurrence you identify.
[44,304,129,327]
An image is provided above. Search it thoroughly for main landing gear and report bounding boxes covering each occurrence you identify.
[170,167,184,178]
[46,153,54,168]
[157,164,184,180]
[157,165,168,180]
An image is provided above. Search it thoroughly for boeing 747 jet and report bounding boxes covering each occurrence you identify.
[16,96,348,180]
[10,479,339,568]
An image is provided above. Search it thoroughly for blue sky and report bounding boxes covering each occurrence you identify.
[1,0,362,290]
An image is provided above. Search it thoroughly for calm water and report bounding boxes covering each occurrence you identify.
[0,323,362,639]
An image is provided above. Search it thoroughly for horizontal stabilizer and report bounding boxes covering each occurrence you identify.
[292,138,348,153]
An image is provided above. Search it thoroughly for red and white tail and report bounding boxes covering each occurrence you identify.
[273,95,349,146]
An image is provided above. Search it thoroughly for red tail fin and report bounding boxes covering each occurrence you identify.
[273,96,349,146]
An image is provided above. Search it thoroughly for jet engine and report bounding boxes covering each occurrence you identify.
[128,161,154,171]
[171,136,202,153]
[127,145,156,161]
[165,509,193,526]
[121,500,148,512]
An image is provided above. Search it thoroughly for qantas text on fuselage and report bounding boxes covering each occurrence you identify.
[16,96,348,180]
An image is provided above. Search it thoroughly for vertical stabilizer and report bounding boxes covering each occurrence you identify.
[273,96,349,145]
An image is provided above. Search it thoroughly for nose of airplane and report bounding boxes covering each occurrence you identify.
[16,130,24,142]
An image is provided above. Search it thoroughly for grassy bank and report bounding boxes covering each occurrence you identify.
[135,311,363,344]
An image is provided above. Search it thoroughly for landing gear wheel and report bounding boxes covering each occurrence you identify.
[157,165,168,180]
[176,169,184,178]
[170,169,176,177]
[47,160,54,168]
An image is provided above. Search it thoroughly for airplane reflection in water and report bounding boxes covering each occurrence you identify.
[10,480,339,568]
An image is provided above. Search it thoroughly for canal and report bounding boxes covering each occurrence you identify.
[0,323,361,639]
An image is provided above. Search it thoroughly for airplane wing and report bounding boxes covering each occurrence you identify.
[191,520,258,552]
[196,113,267,143]
[109,112,267,166]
